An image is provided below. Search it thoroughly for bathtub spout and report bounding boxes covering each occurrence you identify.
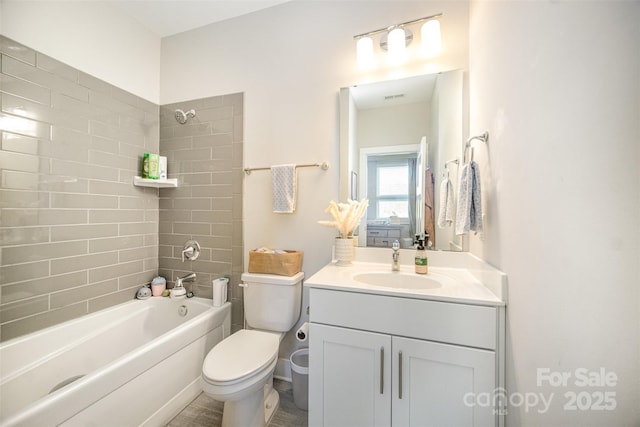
[175,272,196,288]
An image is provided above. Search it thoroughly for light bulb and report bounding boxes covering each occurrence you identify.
[387,28,406,55]
[421,19,441,57]
[387,27,407,64]
[356,37,374,70]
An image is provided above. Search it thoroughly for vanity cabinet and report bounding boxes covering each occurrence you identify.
[310,324,390,426]
[308,288,504,427]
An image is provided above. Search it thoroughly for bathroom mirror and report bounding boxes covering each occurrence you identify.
[339,69,464,251]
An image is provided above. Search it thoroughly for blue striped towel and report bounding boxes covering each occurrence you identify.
[455,161,483,235]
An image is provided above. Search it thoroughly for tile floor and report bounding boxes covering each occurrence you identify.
[167,379,308,427]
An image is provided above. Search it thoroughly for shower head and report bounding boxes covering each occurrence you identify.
[174,109,196,124]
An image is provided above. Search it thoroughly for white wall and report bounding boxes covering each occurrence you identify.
[469,1,639,424]
[358,102,430,149]
[160,0,469,360]
[0,0,161,103]
[432,69,463,250]
[161,0,469,278]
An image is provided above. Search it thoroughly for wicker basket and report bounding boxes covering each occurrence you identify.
[248,250,303,276]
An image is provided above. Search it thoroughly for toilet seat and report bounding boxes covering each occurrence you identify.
[202,329,279,386]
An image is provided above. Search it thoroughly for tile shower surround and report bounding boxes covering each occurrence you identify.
[0,36,244,340]
[158,97,244,332]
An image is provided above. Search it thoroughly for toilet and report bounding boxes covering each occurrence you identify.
[201,271,304,427]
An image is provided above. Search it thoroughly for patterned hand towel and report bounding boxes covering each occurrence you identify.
[455,161,483,235]
[437,177,455,228]
[271,164,297,213]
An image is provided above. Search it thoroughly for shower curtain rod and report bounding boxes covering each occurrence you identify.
[244,162,330,175]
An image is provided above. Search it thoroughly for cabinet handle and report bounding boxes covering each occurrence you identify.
[380,347,384,394]
[398,351,403,399]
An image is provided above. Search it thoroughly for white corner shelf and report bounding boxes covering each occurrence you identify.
[133,176,178,188]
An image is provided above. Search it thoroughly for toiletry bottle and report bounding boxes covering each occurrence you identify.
[415,235,428,274]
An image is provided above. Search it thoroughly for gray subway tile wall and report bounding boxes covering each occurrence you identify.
[158,95,244,333]
[0,36,160,341]
[0,36,245,341]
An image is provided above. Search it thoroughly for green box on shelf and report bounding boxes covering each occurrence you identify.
[142,153,160,179]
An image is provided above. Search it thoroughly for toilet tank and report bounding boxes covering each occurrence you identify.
[241,272,304,332]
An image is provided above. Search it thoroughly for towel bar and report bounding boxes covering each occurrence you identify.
[244,162,329,175]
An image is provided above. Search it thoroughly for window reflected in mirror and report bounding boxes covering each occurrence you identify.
[368,154,414,221]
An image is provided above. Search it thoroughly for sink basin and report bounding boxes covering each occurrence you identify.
[352,271,443,290]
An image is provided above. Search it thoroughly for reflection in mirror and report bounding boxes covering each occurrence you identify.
[339,70,464,251]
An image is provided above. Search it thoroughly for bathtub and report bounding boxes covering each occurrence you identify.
[0,296,230,427]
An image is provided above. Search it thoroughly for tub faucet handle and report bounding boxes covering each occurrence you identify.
[181,240,201,262]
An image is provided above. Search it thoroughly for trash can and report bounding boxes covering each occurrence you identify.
[290,348,309,411]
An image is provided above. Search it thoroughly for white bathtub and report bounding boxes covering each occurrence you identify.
[0,296,230,427]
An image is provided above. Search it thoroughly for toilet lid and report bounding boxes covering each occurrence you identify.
[203,329,279,384]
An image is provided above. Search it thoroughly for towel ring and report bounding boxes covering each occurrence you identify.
[444,158,459,168]
[444,158,459,179]
[464,131,489,163]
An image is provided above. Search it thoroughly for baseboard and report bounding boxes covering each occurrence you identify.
[274,357,292,382]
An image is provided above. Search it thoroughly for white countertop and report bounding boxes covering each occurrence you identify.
[305,250,507,307]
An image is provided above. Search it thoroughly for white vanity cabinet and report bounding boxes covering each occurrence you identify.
[310,324,391,426]
[308,288,505,427]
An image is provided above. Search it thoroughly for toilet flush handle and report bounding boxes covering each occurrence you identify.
[239,283,248,288]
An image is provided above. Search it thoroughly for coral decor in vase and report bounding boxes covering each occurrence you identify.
[318,199,368,265]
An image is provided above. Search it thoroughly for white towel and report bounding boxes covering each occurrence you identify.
[455,161,483,235]
[437,177,455,228]
[271,164,297,213]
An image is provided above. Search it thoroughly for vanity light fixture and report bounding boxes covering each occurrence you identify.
[354,13,443,69]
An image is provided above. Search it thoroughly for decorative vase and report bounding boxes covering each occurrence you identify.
[334,237,355,265]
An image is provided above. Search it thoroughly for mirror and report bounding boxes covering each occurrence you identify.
[339,70,464,251]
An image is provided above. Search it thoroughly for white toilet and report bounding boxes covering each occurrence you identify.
[201,271,304,427]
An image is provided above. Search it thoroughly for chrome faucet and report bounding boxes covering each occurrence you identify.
[392,240,400,271]
[175,272,196,288]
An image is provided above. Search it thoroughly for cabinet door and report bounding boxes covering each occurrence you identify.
[392,336,496,427]
[309,323,391,427]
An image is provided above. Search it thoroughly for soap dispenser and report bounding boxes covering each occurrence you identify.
[414,233,428,275]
